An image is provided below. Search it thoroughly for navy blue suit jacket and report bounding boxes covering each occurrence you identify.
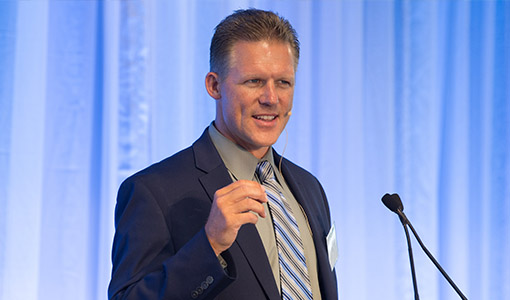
[108,129,338,299]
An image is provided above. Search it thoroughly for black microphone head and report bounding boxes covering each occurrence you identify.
[382,193,404,213]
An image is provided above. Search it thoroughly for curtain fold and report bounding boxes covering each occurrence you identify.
[0,1,508,299]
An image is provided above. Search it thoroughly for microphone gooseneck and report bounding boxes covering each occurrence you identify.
[382,193,468,300]
[402,218,420,300]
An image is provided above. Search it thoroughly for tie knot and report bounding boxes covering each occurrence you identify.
[256,160,274,183]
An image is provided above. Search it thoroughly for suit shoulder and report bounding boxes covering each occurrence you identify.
[121,146,196,188]
[115,145,206,221]
[280,156,320,183]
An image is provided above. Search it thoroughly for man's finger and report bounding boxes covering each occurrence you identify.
[216,180,267,204]
[238,197,267,218]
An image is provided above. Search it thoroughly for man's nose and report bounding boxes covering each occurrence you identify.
[260,81,278,104]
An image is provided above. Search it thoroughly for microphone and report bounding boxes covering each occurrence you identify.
[382,193,419,300]
[382,193,468,300]
[381,192,403,213]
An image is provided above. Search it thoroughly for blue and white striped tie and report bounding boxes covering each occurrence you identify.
[256,160,313,300]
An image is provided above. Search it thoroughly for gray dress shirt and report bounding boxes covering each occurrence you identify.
[208,124,322,299]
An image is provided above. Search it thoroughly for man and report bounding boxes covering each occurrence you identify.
[109,9,337,300]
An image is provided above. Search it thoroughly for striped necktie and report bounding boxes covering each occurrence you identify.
[256,160,313,300]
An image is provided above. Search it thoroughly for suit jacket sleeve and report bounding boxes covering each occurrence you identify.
[108,174,236,300]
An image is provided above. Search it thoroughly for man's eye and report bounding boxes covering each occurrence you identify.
[278,80,292,87]
[246,79,261,84]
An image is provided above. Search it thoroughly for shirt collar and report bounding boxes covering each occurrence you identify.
[208,122,274,181]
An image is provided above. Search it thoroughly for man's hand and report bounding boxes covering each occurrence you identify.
[205,180,268,256]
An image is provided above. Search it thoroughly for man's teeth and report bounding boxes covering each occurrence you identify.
[255,115,276,121]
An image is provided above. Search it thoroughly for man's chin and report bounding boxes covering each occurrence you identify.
[251,138,280,150]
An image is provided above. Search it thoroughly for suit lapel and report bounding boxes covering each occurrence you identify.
[276,151,336,299]
[192,130,281,299]
[234,225,280,299]
[274,152,325,239]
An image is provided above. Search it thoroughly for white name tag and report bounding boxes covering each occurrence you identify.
[326,222,338,271]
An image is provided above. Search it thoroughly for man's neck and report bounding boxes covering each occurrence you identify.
[212,121,271,159]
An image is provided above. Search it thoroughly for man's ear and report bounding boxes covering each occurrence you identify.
[205,72,221,100]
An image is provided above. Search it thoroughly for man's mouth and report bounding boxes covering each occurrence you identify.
[254,115,277,121]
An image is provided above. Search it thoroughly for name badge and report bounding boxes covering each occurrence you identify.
[326,222,338,271]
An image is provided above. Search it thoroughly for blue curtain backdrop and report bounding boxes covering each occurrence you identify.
[1,1,509,299]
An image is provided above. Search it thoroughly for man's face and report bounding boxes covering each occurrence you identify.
[207,40,296,158]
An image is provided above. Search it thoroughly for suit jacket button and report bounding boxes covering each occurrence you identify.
[201,281,208,289]
[206,276,214,284]
[191,291,198,299]
[196,287,203,294]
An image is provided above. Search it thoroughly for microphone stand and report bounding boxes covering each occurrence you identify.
[397,210,468,300]
[382,193,468,300]
[397,211,420,300]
